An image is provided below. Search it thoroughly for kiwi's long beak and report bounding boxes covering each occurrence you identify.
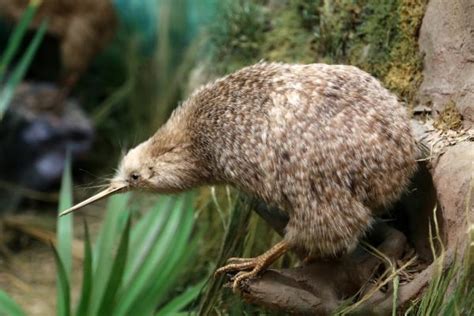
[59,184,127,217]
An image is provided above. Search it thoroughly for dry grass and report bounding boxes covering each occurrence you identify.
[433,100,464,131]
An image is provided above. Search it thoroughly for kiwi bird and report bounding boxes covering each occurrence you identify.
[60,62,417,290]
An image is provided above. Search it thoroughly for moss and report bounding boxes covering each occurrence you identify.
[384,0,427,104]
[262,3,314,63]
[268,0,365,64]
[314,0,364,63]
[348,0,399,77]
[433,100,463,131]
[208,0,266,75]
[209,0,427,105]
[346,0,427,104]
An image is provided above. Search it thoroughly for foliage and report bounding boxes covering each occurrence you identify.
[0,1,46,119]
[195,191,294,315]
[79,0,216,172]
[0,157,203,315]
[407,196,474,315]
[56,153,74,316]
[197,193,253,315]
[208,0,427,105]
[262,2,314,63]
[208,0,266,75]
[0,290,25,316]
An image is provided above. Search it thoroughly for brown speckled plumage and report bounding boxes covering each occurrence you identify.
[63,62,418,288]
[121,62,416,256]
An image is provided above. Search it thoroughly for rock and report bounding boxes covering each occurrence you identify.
[417,0,474,127]
[432,142,474,253]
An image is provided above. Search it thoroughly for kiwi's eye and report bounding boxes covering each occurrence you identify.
[131,173,140,181]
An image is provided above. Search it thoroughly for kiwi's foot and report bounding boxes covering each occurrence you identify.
[214,240,289,292]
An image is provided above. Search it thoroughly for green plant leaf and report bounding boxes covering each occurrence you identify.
[147,194,195,289]
[57,153,73,277]
[114,192,196,316]
[114,199,182,315]
[156,280,205,316]
[0,1,40,81]
[0,19,47,119]
[55,153,73,316]
[0,290,26,316]
[93,193,131,264]
[125,195,174,282]
[75,220,93,316]
[97,218,131,316]
[52,245,71,316]
[88,192,130,315]
[197,194,253,315]
[128,193,196,316]
[392,275,399,316]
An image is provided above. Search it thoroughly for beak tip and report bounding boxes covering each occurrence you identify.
[55,184,126,217]
[58,209,71,217]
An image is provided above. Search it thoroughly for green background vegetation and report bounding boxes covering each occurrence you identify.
[209,0,427,105]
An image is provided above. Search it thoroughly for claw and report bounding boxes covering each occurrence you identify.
[231,270,259,292]
[214,240,289,292]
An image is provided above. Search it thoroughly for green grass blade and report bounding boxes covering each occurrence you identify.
[114,193,195,315]
[52,245,71,316]
[156,280,206,316]
[55,153,73,316]
[0,2,40,81]
[97,218,131,316]
[89,193,130,315]
[0,290,26,316]
[128,193,196,316]
[197,194,253,316]
[114,202,183,315]
[57,153,73,278]
[93,193,131,265]
[75,221,93,316]
[124,196,174,282]
[0,20,48,119]
[392,275,399,316]
[441,297,456,316]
